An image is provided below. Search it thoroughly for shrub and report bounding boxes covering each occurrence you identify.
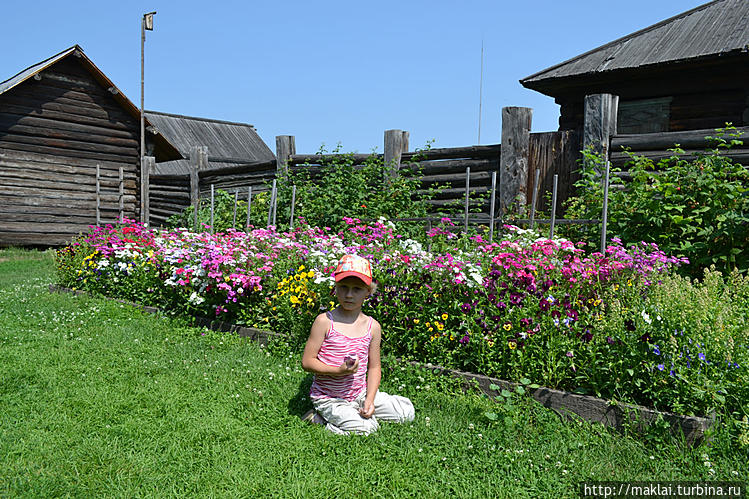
[564,126,749,276]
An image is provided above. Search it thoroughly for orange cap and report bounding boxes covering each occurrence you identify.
[334,254,372,286]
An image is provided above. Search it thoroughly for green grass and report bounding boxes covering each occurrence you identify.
[1,249,747,498]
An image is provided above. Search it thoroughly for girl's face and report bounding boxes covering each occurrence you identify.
[334,277,370,311]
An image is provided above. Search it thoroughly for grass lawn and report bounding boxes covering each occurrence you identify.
[1,248,746,498]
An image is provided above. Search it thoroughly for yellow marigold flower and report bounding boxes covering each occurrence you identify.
[413,319,420,324]
[593,299,601,307]
[299,265,305,271]
[441,313,448,321]
[425,321,430,327]
[508,341,517,350]
[290,296,300,305]
[307,271,315,278]
[225,276,231,282]
[503,323,512,331]
[436,323,444,331]
[449,335,454,341]
[428,327,433,332]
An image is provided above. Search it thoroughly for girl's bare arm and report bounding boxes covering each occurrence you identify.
[361,321,382,418]
[301,314,358,376]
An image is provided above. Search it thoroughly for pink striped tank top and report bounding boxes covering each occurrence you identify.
[310,312,372,401]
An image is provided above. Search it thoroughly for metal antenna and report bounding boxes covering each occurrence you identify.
[477,38,484,145]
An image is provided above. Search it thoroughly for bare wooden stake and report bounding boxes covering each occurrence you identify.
[246,186,252,230]
[289,185,297,230]
[272,183,278,227]
[549,174,558,240]
[96,164,101,227]
[427,219,433,253]
[464,167,471,233]
[489,170,497,242]
[529,168,541,230]
[210,184,215,234]
[142,157,154,227]
[118,167,124,223]
[601,160,611,253]
[232,190,238,229]
[267,180,277,227]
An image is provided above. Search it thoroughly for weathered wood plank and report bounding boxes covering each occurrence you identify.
[611,127,749,151]
[0,127,138,154]
[417,185,490,200]
[0,147,137,171]
[583,93,618,159]
[500,107,532,216]
[275,136,295,175]
[0,140,138,164]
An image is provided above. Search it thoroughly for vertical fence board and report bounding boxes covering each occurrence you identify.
[500,107,532,216]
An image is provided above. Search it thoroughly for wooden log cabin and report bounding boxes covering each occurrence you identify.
[521,0,749,139]
[0,45,181,246]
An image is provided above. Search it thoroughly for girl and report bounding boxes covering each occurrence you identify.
[301,254,415,435]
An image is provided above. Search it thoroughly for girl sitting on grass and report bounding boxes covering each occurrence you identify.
[301,254,415,435]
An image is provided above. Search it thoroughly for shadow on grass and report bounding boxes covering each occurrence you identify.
[287,374,314,417]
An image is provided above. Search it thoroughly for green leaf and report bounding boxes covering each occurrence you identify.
[626,369,634,377]
[528,384,541,389]
[515,386,526,395]
[519,377,532,385]
[489,383,501,391]
[500,389,513,398]
[484,411,498,421]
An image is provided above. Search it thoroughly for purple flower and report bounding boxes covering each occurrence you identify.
[459,333,470,345]
[698,352,706,361]
[653,345,661,355]
[566,351,574,358]
[657,364,665,371]
[606,336,615,345]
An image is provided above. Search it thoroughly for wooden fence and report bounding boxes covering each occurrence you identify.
[146,107,582,228]
[145,95,748,233]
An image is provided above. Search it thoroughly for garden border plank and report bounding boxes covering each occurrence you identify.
[48,284,715,446]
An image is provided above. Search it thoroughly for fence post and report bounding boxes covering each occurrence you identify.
[118,167,124,222]
[583,93,619,171]
[144,156,155,226]
[464,167,471,233]
[600,160,611,253]
[96,164,101,227]
[549,174,558,240]
[275,136,296,176]
[384,129,406,174]
[210,184,215,234]
[246,186,252,230]
[489,171,497,242]
[189,146,207,230]
[232,191,238,229]
[499,107,532,217]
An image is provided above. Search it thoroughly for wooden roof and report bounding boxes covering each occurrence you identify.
[146,110,275,175]
[521,0,749,95]
[0,45,182,162]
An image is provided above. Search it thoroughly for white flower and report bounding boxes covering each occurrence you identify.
[641,310,652,324]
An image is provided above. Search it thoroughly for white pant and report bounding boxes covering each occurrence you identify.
[312,390,415,435]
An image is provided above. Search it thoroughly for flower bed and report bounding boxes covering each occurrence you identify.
[55,218,749,423]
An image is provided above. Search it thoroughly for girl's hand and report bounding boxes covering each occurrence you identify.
[338,356,359,375]
[359,400,375,419]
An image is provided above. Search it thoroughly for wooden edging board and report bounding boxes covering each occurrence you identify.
[49,284,714,446]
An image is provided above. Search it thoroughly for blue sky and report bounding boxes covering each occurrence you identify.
[3,0,707,154]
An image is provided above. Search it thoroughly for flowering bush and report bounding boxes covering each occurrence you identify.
[56,217,748,421]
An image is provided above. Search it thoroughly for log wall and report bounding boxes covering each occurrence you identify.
[0,56,140,246]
